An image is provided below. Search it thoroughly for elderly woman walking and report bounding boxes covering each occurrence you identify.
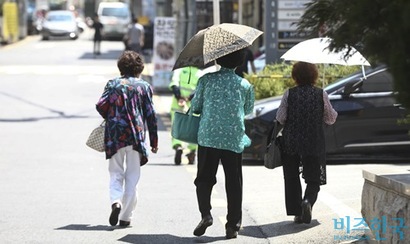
[96,50,158,227]
[190,48,255,239]
[276,61,337,224]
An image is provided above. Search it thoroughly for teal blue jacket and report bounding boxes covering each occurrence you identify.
[190,67,255,153]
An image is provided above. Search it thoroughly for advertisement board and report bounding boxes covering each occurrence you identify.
[152,17,176,90]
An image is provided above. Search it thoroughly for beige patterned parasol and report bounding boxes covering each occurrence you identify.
[173,23,263,70]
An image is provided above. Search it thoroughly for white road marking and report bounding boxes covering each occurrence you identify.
[0,65,118,75]
[320,190,369,230]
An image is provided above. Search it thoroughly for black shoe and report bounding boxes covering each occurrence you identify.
[109,203,121,226]
[301,200,312,224]
[193,216,213,236]
[174,148,183,165]
[294,216,303,224]
[186,152,196,165]
[225,227,238,239]
[119,220,131,227]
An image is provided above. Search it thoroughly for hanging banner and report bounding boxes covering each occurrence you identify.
[2,2,19,43]
[152,17,176,90]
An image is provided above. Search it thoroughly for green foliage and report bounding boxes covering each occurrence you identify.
[246,62,360,100]
[246,62,292,99]
[297,0,410,109]
[317,64,361,87]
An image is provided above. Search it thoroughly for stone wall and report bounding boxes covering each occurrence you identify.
[361,170,410,243]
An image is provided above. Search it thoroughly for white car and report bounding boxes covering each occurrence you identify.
[97,2,131,40]
[41,11,79,40]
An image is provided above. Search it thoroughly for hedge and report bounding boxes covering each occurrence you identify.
[245,62,361,100]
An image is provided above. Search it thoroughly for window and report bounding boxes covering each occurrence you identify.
[102,7,129,18]
[360,71,393,93]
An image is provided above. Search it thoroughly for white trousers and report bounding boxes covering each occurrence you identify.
[108,145,141,222]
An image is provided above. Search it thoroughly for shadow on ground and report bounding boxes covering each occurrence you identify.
[55,224,115,231]
[119,234,226,243]
[241,220,320,239]
[79,49,124,60]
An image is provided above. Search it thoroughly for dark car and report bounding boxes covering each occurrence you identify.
[244,65,410,162]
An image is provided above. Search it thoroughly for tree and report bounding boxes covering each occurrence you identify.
[297,0,410,109]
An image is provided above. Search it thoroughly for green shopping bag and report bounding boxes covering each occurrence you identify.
[171,110,200,144]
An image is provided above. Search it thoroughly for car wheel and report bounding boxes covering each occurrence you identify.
[42,36,49,40]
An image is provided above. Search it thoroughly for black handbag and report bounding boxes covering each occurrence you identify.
[171,109,200,144]
[264,120,284,169]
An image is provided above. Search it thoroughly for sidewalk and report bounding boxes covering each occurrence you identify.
[153,93,173,131]
[153,92,172,115]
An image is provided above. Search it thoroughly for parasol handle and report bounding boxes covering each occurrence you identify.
[361,65,367,79]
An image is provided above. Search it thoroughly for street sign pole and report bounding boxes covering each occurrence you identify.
[265,0,278,64]
[238,0,243,25]
[213,0,220,25]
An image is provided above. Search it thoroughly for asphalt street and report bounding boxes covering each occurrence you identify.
[1,29,409,244]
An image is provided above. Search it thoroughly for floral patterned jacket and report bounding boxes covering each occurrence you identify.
[190,67,255,153]
[96,77,158,159]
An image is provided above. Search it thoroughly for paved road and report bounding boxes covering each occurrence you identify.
[1,30,409,244]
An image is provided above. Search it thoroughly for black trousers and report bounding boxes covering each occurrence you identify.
[282,153,321,216]
[194,145,243,230]
[93,40,101,54]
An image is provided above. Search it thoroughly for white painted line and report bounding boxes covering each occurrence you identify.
[320,190,369,230]
[0,65,118,75]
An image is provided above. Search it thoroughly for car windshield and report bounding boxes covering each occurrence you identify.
[102,8,128,18]
[47,14,73,22]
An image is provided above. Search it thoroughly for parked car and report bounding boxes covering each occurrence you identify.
[41,10,80,40]
[244,65,410,162]
[248,53,266,73]
[97,2,131,40]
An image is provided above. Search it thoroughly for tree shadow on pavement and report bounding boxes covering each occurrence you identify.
[0,90,99,122]
[119,234,226,243]
[79,49,124,60]
[241,220,320,238]
[55,224,115,231]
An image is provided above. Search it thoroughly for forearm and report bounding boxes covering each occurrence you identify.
[276,90,288,124]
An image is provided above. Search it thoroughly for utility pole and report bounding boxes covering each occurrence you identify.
[213,0,220,25]
[238,0,242,24]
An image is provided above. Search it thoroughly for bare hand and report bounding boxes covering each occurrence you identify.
[151,147,158,153]
[178,98,186,107]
